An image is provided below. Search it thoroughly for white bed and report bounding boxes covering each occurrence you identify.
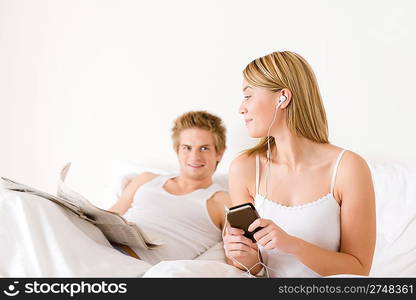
[1,157,416,277]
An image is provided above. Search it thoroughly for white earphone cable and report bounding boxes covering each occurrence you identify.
[258,98,284,215]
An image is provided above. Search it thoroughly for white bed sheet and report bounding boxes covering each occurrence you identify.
[0,189,151,277]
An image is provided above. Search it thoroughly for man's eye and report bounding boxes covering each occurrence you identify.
[182,145,190,150]
[201,147,209,151]
[243,95,251,101]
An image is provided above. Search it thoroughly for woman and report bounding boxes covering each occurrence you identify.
[223,51,376,277]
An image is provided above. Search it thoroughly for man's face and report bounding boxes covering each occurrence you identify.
[177,128,223,181]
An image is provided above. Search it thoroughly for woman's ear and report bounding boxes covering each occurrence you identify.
[279,88,292,109]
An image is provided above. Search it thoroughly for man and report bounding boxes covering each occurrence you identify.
[109,111,231,264]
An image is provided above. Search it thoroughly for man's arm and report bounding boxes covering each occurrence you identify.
[109,172,158,215]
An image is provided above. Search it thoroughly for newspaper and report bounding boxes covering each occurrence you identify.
[0,162,163,250]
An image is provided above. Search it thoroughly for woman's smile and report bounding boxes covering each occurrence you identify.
[244,118,253,125]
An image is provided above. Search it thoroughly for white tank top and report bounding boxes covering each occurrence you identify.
[254,149,346,277]
[123,174,226,265]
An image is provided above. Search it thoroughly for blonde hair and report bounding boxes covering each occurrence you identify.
[171,111,227,154]
[243,51,329,157]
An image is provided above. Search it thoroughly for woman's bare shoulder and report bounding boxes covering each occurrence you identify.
[229,152,257,175]
[340,150,370,174]
[324,144,368,170]
[228,152,258,198]
[336,150,373,198]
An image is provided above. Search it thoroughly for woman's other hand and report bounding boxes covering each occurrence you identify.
[248,218,299,254]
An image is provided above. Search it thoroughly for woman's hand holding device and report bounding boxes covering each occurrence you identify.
[223,203,263,273]
[248,218,299,254]
[223,226,258,259]
[224,202,298,255]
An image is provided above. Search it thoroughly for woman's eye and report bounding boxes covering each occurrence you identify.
[201,147,209,151]
[243,95,251,101]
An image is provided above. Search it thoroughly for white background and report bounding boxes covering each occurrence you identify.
[1,0,415,193]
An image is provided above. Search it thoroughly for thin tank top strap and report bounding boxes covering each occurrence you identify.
[255,155,260,195]
[157,173,176,187]
[205,184,227,200]
[330,149,347,195]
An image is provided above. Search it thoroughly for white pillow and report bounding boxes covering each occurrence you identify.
[367,160,416,276]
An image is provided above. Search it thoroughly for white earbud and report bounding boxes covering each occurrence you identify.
[277,95,287,106]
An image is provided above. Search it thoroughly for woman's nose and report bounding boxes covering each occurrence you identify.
[239,102,247,115]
